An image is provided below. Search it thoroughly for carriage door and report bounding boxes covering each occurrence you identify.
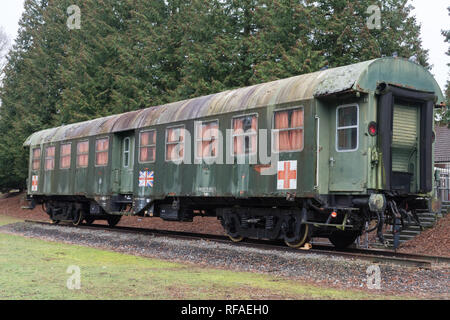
[329,104,365,192]
[391,101,420,193]
[113,132,135,194]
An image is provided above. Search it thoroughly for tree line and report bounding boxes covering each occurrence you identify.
[0,0,435,191]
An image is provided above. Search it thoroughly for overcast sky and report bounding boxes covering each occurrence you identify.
[0,0,449,91]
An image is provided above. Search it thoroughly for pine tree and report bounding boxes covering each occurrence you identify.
[0,0,432,190]
[306,0,429,68]
[0,0,52,191]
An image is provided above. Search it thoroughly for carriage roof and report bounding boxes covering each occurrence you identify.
[24,58,444,147]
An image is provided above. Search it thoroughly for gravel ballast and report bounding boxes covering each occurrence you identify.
[0,222,449,299]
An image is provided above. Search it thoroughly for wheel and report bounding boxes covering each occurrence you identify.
[72,210,84,226]
[328,230,360,249]
[221,214,245,243]
[107,215,122,227]
[284,223,311,249]
[228,234,244,243]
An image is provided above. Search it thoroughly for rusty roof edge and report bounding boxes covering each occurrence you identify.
[29,58,437,147]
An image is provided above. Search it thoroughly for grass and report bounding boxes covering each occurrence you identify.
[0,215,21,226]
[0,215,403,300]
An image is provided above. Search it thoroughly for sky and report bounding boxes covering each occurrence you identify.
[0,0,449,91]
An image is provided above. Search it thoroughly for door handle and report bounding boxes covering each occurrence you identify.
[329,157,336,167]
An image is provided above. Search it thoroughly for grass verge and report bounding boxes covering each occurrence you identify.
[0,216,404,300]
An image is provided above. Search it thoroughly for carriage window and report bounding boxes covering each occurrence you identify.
[273,108,304,152]
[336,105,359,152]
[232,115,257,156]
[77,141,89,168]
[32,148,41,171]
[95,138,109,166]
[45,146,55,171]
[195,120,219,160]
[60,143,72,169]
[123,138,130,168]
[166,126,185,162]
[139,130,156,163]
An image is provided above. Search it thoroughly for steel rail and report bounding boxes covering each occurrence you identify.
[23,220,450,269]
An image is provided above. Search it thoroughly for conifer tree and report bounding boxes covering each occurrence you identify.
[0,0,433,190]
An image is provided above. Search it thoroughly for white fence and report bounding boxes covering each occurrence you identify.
[436,167,450,203]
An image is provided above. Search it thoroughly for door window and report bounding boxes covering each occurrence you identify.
[123,137,130,168]
[336,105,359,152]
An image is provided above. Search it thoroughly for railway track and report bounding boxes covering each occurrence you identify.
[24,219,450,269]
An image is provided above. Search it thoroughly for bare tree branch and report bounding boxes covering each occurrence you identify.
[0,26,10,76]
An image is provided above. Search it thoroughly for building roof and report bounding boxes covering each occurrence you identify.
[24,58,445,147]
[435,125,450,163]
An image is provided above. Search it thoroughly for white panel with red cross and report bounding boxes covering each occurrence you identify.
[277,161,297,190]
[31,175,39,192]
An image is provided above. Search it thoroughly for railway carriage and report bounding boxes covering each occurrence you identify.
[24,58,446,248]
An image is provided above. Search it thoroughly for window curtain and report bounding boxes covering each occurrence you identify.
[60,144,71,169]
[167,127,184,161]
[32,148,41,170]
[96,139,109,166]
[77,141,89,168]
[199,122,218,158]
[140,131,156,162]
[274,109,303,152]
[233,118,245,155]
[45,147,55,170]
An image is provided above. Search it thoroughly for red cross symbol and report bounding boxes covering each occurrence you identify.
[278,161,297,190]
[32,176,38,192]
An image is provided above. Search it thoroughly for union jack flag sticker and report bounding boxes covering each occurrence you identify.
[139,171,154,188]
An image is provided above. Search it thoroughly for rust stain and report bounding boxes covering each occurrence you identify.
[27,58,438,147]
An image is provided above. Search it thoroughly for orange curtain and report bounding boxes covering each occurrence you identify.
[140,147,149,162]
[274,110,303,152]
[275,111,290,151]
[233,118,244,155]
[141,132,150,146]
[96,152,108,166]
[77,142,89,167]
[77,154,89,167]
[140,131,156,162]
[32,159,41,170]
[96,139,109,166]
[250,117,257,154]
[45,147,55,170]
[60,144,71,169]
[200,122,218,158]
[96,138,109,152]
[32,148,41,170]
[77,141,89,154]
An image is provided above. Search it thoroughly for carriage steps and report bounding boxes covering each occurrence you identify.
[374,205,449,248]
